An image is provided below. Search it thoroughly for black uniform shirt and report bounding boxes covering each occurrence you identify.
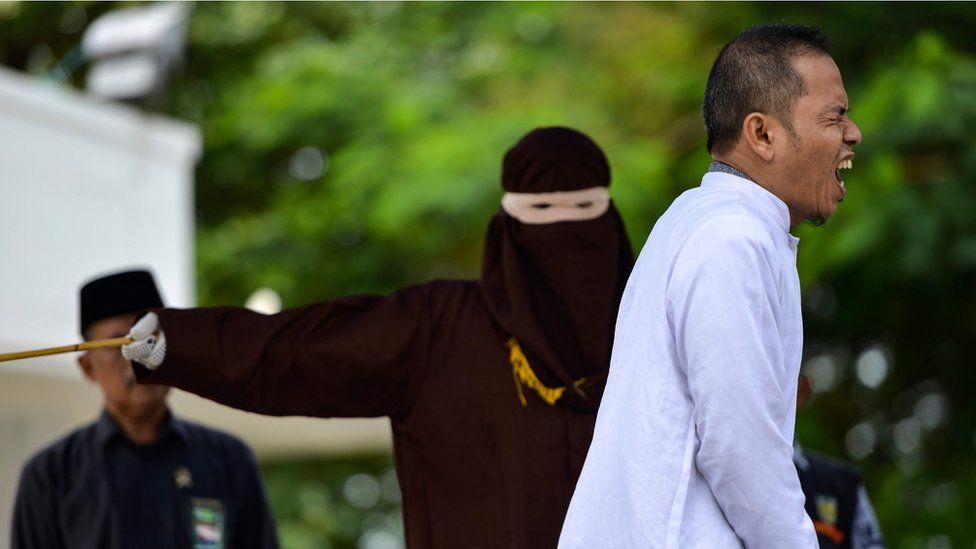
[794,444,885,549]
[11,410,278,549]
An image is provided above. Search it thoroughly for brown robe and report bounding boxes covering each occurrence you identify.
[136,127,634,548]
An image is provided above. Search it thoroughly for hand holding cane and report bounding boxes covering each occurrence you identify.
[0,336,134,363]
[1,312,166,367]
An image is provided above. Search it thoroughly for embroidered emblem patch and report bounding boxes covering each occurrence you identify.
[816,495,839,526]
[174,466,193,489]
[191,498,225,549]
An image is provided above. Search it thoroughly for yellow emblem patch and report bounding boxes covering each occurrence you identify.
[816,495,839,526]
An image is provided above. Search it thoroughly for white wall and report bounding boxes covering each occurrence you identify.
[0,67,196,375]
[0,68,390,543]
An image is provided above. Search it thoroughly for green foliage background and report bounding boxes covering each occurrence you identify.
[3,2,976,547]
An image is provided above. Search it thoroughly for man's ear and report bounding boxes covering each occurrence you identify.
[741,112,776,162]
[78,352,96,383]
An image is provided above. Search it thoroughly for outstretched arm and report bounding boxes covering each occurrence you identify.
[131,285,434,419]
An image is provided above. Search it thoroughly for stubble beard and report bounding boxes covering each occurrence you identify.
[806,188,844,228]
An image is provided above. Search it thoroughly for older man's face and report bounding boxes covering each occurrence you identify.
[778,54,862,226]
[79,313,169,419]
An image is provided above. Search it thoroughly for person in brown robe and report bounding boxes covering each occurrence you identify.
[123,126,634,548]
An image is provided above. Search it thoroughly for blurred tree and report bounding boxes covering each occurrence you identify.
[261,455,402,549]
[3,3,975,547]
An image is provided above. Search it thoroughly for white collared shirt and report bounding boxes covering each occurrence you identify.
[559,172,818,548]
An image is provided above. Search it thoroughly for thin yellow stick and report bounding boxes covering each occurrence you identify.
[0,336,134,363]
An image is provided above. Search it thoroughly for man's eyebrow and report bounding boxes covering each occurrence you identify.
[827,104,850,116]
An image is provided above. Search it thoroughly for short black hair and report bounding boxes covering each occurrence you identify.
[703,24,830,154]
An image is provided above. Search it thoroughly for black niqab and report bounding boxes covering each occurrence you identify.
[480,127,634,412]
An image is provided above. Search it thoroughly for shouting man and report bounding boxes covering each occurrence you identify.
[560,24,862,548]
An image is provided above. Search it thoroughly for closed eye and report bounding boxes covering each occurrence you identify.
[820,105,849,122]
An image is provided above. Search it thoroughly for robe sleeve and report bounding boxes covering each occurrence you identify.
[11,457,64,549]
[668,216,818,549]
[135,284,435,419]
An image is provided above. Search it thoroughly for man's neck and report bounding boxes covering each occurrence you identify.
[709,160,755,182]
[711,154,761,183]
[711,154,801,228]
[106,405,168,446]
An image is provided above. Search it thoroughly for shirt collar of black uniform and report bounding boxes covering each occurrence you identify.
[94,408,188,448]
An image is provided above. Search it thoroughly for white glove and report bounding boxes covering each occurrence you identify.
[121,312,167,370]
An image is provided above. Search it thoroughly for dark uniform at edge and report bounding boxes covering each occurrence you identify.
[795,446,885,549]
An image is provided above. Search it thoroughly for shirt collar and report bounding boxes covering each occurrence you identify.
[95,408,187,448]
[704,162,795,240]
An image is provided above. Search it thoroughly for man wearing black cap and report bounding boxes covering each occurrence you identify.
[11,270,279,549]
[121,127,635,548]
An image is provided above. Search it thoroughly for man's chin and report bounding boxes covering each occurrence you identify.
[126,386,169,407]
[806,216,828,227]
[122,398,168,418]
[806,203,841,227]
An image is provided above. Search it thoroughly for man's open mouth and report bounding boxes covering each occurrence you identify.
[835,158,852,191]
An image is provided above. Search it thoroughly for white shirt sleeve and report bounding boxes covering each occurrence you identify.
[668,216,818,549]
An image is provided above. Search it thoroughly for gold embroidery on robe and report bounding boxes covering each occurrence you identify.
[506,337,585,407]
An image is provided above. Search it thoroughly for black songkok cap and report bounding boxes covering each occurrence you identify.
[79,270,164,336]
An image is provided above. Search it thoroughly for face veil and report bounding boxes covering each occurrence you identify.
[479,127,634,412]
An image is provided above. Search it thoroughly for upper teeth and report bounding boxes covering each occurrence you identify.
[838,159,853,170]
